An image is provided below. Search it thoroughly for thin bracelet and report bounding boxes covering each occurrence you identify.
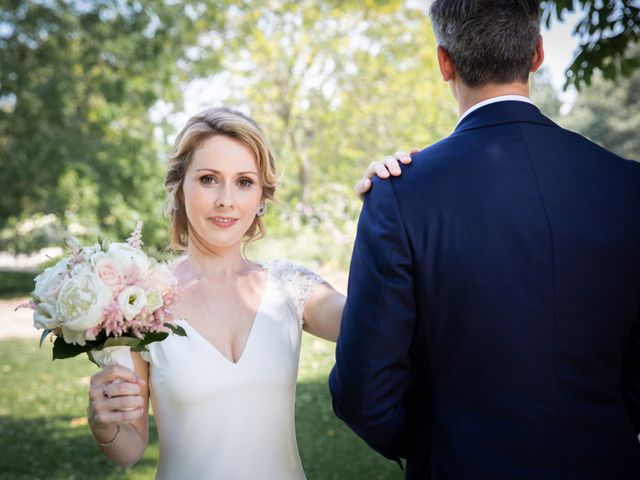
[91,424,120,447]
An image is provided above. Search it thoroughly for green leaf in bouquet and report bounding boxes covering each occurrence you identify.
[102,336,142,349]
[165,323,187,337]
[39,329,52,347]
[52,336,95,360]
[131,331,170,352]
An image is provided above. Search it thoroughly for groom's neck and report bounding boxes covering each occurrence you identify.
[453,81,531,118]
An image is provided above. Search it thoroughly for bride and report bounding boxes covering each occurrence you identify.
[86,106,411,479]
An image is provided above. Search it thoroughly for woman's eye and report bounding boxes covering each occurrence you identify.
[238,178,254,188]
[199,175,216,185]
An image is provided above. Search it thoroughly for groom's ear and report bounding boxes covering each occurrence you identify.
[437,46,456,82]
[530,35,545,73]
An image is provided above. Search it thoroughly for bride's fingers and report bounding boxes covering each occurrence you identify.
[90,365,137,387]
[103,381,142,398]
[366,161,389,179]
[393,151,412,165]
[103,394,145,412]
[355,177,372,199]
[89,378,142,404]
[92,406,145,426]
[103,365,138,383]
[384,155,402,176]
[91,393,144,416]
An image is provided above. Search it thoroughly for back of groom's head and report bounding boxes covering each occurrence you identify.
[429,0,540,87]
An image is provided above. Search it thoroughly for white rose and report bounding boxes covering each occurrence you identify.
[33,301,59,330]
[147,264,177,294]
[56,270,112,345]
[107,243,150,276]
[118,286,147,321]
[34,259,70,302]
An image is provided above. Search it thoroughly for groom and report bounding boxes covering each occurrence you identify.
[329,0,640,478]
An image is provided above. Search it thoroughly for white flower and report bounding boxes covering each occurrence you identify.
[33,301,59,330]
[145,289,163,312]
[81,243,102,261]
[56,270,112,345]
[107,243,150,276]
[118,286,147,321]
[60,326,91,346]
[147,264,177,295]
[34,259,70,303]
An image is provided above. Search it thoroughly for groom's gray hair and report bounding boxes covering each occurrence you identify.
[429,0,540,87]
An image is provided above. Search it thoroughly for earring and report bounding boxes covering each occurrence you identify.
[256,204,266,216]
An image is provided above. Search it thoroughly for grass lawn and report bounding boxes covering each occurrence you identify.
[0,334,403,479]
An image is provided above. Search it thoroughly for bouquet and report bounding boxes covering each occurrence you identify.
[17,221,185,369]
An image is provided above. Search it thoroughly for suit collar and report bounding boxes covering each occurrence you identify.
[453,100,557,135]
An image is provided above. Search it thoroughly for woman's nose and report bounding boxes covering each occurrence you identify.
[215,184,234,208]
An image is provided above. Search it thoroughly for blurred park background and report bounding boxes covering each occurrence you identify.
[0,0,638,478]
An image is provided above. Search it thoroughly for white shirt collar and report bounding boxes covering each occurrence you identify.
[456,95,534,127]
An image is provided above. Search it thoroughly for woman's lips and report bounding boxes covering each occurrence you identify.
[209,216,238,229]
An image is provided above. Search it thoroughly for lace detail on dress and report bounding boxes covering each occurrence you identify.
[267,259,325,327]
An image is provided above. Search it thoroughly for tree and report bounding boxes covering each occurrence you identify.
[0,0,224,253]
[217,0,455,210]
[561,55,640,161]
[541,0,640,89]
[208,0,456,265]
[531,67,563,120]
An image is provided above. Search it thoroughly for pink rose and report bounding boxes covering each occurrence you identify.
[94,257,122,291]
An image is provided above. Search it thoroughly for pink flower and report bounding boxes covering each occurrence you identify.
[94,256,122,291]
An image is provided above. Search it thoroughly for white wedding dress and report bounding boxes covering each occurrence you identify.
[140,260,324,480]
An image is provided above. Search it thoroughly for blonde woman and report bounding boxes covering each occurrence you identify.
[86,106,411,479]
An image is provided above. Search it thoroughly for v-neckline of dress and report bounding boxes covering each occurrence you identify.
[178,265,271,366]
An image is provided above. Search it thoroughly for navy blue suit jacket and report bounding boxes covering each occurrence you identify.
[329,101,640,479]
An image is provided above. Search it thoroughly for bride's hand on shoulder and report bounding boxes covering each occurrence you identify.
[354,148,419,199]
[87,365,147,438]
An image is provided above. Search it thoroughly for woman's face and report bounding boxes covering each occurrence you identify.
[182,135,263,251]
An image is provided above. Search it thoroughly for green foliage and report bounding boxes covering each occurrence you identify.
[220,1,456,263]
[1,0,456,264]
[541,0,640,90]
[0,269,35,298]
[0,0,225,254]
[562,56,640,161]
[531,68,563,121]
[0,334,401,479]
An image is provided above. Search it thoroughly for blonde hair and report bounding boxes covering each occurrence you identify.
[165,107,278,250]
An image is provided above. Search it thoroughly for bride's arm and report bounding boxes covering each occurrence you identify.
[303,285,345,342]
[302,149,417,342]
[87,352,150,468]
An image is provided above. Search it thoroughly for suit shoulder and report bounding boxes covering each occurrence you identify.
[558,126,639,165]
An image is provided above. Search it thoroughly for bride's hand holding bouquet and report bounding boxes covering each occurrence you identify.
[18,221,186,452]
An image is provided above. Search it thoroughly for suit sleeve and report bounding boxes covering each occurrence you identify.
[329,176,416,460]
[623,310,640,435]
